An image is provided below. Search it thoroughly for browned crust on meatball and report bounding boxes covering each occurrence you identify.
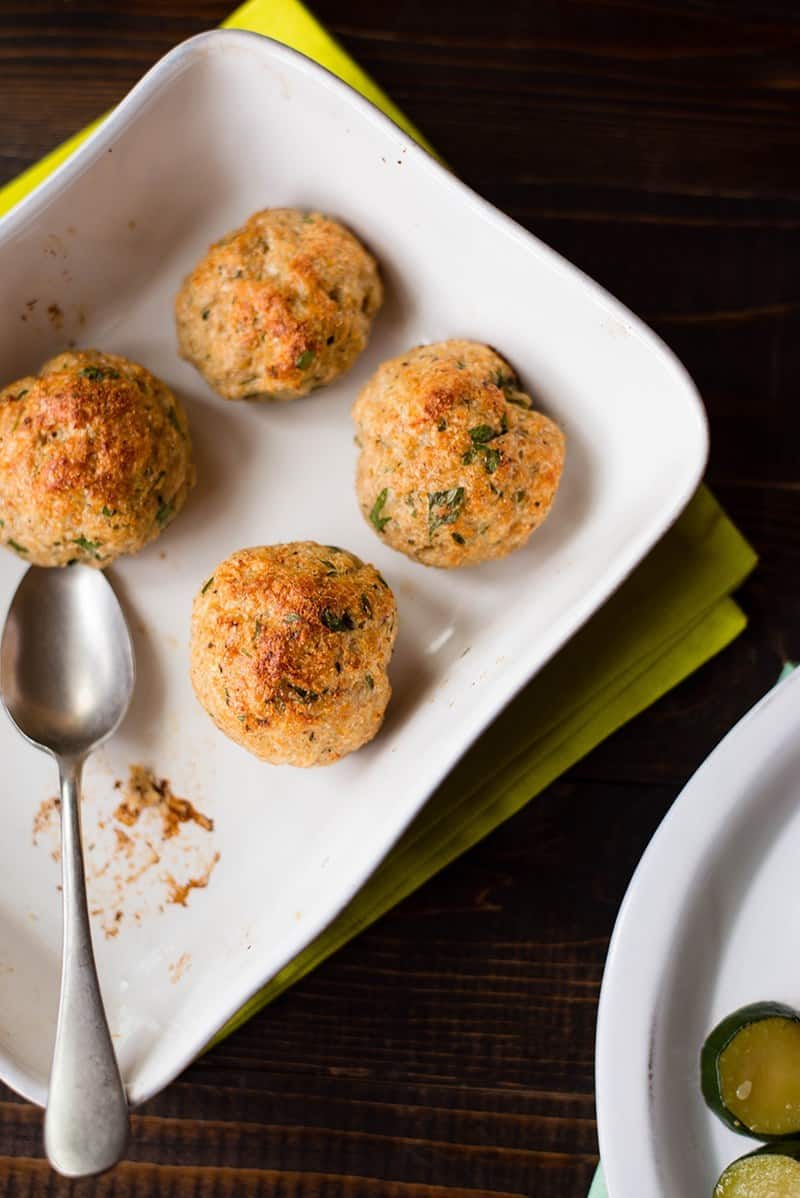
[190,542,398,767]
[353,339,565,567]
[175,208,383,402]
[0,349,195,567]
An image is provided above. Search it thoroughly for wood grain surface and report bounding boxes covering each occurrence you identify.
[0,0,798,1193]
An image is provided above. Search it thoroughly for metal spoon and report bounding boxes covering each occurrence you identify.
[0,564,134,1176]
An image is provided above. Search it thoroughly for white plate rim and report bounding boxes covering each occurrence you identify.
[595,667,800,1197]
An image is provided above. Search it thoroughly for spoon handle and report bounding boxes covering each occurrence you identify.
[44,756,129,1177]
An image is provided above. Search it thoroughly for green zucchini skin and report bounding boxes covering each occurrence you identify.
[751,1141,800,1160]
[700,1002,800,1139]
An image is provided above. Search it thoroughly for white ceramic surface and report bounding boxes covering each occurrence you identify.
[0,29,707,1107]
[596,667,800,1197]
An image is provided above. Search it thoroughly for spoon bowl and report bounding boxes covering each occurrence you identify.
[0,564,134,1177]
[1,565,134,757]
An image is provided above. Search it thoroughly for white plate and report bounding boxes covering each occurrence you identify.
[0,29,707,1107]
[596,668,800,1196]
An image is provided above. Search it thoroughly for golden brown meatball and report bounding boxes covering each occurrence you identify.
[175,208,382,402]
[0,350,195,568]
[353,340,565,568]
[190,542,397,767]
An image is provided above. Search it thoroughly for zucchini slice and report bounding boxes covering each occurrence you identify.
[701,1002,800,1137]
[714,1146,800,1197]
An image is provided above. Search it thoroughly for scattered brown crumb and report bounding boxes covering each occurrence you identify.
[114,765,213,838]
[114,827,132,853]
[168,952,191,983]
[33,796,59,844]
[47,303,63,330]
[123,841,160,886]
[164,852,220,907]
[98,909,123,938]
[32,764,218,936]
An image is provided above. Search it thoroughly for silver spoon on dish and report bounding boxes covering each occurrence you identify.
[0,564,133,1176]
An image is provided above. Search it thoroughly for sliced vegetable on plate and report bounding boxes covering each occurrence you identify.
[702,1002,800,1138]
[714,1143,800,1197]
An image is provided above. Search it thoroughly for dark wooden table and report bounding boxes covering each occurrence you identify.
[0,1,797,1193]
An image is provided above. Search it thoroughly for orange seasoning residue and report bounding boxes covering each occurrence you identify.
[114,827,133,852]
[32,796,59,844]
[114,765,214,838]
[102,910,124,940]
[168,952,191,983]
[165,853,221,907]
[31,764,219,938]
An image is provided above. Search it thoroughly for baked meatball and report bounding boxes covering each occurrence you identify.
[0,350,194,568]
[175,208,382,402]
[353,340,565,568]
[190,542,397,767]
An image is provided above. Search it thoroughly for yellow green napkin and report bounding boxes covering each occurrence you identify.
[0,0,756,1069]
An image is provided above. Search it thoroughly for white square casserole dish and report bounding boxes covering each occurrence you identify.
[0,28,707,1106]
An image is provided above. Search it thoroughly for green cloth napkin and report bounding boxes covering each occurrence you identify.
[0,5,756,1175]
